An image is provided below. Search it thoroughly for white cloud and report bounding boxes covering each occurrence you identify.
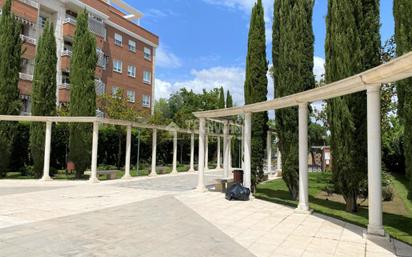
[156,45,182,69]
[314,56,325,82]
[155,67,245,105]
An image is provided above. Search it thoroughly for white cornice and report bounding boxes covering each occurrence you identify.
[105,20,158,48]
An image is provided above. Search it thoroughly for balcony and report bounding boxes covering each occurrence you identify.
[0,0,39,24]
[61,54,71,71]
[63,17,76,38]
[62,16,106,42]
[20,34,36,59]
[18,73,33,96]
[95,79,105,96]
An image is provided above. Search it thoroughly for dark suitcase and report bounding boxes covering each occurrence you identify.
[225,183,250,201]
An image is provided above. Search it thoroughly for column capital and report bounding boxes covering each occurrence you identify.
[366,84,381,93]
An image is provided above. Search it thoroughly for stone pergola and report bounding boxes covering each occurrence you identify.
[0,115,241,182]
[193,52,412,237]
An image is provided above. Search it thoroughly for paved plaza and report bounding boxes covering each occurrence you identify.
[0,172,411,257]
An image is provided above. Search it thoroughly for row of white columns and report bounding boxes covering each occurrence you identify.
[196,85,383,236]
[41,123,186,182]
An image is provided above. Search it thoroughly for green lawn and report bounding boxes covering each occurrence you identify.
[255,172,412,245]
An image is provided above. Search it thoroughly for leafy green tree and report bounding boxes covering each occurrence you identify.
[226,90,233,108]
[68,9,97,178]
[29,22,57,178]
[97,89,147,169]
[218,87,225,108]
[272,0,315,199]
[244,0,268,191]
[325,0,380,212]
[0,0,22,177]
[394,0,412,186]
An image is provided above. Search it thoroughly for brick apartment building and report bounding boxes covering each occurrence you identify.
[0,0,159,115]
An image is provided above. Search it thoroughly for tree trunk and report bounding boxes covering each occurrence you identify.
[344,193,358,212]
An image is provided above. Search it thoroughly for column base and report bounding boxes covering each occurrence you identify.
[367,225,386,237]
[149,172,157,177]
[40,176,52,181]
[121,174,133,180]
[295,204,313,214]
[188,169,195,173]
[171,170,178,175]
[89,177,100,183]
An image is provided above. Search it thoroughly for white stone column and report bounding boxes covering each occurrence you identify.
[216,136,221,169]
[228,135,232,170]
[267,131,272,174]
[244,113,252,190]
[122,125,132,179]
[89,122,99,183]
[276,147,282,173]
[41,121,53,181]
[367,85,385,236]
[196,118,206,191]
[172,130,178,174]
[241,126,245,170]
[223,121,230,178]
[189,132,195,172]
[149,128,157,177]
[204,134,209,171]
[297,103,310,212]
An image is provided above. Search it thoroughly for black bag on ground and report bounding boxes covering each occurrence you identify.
[225,183,250,201]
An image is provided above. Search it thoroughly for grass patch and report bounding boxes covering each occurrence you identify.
[255,172,412,245]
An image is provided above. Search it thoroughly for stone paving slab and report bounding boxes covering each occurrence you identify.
[176,191,412,257]
[0,186,70,196]
[0,196,255,257]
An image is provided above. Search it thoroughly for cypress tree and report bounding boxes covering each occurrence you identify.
[244,0,268,191]
[226,90,233,108]
[394,0,412,185]
[69,9,97,178]
[29,22,57,178]
[272,0,315,199]
[325,0,380,212]
[0,0,22,176]
[218,86,225,108]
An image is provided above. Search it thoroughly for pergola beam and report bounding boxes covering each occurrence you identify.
[194,52,412,118]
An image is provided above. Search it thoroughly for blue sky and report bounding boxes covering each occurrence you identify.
[126,0,394,105]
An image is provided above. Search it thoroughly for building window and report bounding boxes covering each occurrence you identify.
[142,95,151,108]
[127,90,136,103]
[143,71,151,84]
[39,16,48,28]
[114,33,122,46]
[128,40,136,52]
[113,59,122,73]
[111,86,120,97]
[144,47,151,60]
[127,65,136,78]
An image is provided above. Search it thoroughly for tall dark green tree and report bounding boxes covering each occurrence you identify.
[69,9,97,178]
[29,22,57,178]
[394,0,412,186]
[218,86,225,108]
[226,90,233,108]
[0,0,22,177]
[272,0,315,199]
[325,0,380,212]
[244,0,268,191]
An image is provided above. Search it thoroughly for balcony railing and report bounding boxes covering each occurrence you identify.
[18,0,39,9]
[19,72,33,81]
[95,79,105,96]
[63,17,77,25]
[59,83,70,89]
[96,49,106,68]
[62,49,72,57]
[20,34,37,45]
